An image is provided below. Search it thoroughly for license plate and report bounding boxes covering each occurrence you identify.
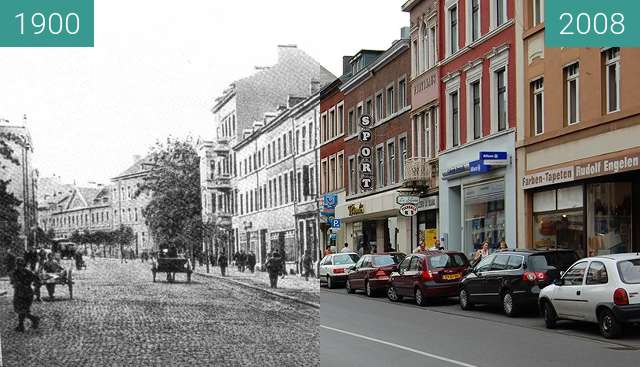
[443,273,461,280]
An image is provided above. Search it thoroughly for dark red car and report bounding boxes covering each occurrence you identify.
[346,253,406,297]
[387,251,470,306]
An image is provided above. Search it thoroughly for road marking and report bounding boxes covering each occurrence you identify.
[320,325,478,367]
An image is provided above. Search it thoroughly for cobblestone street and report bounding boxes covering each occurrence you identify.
[0,258,319,367]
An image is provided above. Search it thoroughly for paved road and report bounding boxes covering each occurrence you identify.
[321,287,640,367]
[1,258,318,366]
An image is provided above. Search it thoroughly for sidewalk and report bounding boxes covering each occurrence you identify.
[195,265,319,307]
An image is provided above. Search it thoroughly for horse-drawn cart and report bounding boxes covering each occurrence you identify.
[151,257,192,283]
[39,268,74,300]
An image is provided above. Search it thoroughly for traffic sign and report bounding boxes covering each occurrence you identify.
[329,233,337,241]
[396,195,420,205]
[329,219,341,228]
[399,203,418,217]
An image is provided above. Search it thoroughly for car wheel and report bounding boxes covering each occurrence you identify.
[502,291,518,317]
[327,275,334,289]
[542,301,557,329]
[365,281,375,297]
[459,288,473,310]
[415,287,427,306]
[346,279,355,294]
[387,286,401,302]
[599,309,623,339]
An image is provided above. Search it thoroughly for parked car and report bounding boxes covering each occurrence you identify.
[387,251,470,306]
[459,249,579,317]
[539,253,640,339]
[319,252,360,289]
[346,253,406,296]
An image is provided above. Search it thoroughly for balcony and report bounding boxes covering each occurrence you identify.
[403,157,438,190]
[205,175,232,191]
[213,140,230,156]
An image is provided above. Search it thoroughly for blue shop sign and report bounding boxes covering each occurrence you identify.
[442,163,470,180]
[479,151,508,166]
[323,194,338,209]
[469,160,491,175]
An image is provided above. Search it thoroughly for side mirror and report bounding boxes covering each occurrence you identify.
[554,278,564,286]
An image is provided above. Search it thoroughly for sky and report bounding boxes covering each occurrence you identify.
[0,0,408,186]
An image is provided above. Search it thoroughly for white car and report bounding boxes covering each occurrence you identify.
[539,253,640,338]
[319,252,360,289]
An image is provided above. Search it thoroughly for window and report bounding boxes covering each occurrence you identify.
[289,171,295,202]
[398,79,406,109]
[495,0,506,28]
[618,259,640,284]
[295,130,300,153]
[450,91,460,147]
[375,93,383,121]
[413,40,420,76]
[421,25,429,72]
[278,176,283,206]
[348,109,355,135]
[388,141,396,184]
[320,113,327,143]
[277,138,282,160]
[428,26,437,67]
[586,261,608,285]
[302,126,307,151]
[565,63,579,124]
[297,171,302,201]
[321,160,328,194]
[471,0,480,42]
[337,104,344,136]
[532,78,544,135]
[496,68,507,131]
[604,47,620,113]
[449,5,458,54]
[349,157,357,195]
[356,104,363,129]
[284,175,289,203]
[399,137,407,180]
[309,166,315,196]
[376,146,384,187]
[386,85,395,116]
[308,122,313,148]
[337,153,344,190]
[533,0,543,26]
[329,108,336,139]
[475,254,496,272]
[268,181,273,207]
[365,99,373,117]
[267,145,271,165]
[490,254,510,271]
[329,156,336,192]
[562,262,587,286]
[471,80,482,140]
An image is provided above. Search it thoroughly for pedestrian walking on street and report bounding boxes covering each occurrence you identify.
[341,242,352,253]
[10,258,40,332]
[218,250,228,277]
[120,248,128,264]
[265,251,283,289]
[472,241,491,265]
[247,251,256,273]
[233,251,240,271]
[239,250,247,273]
[302,250,314,281]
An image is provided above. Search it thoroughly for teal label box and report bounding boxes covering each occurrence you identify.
[0,0,94,47]
[546,0,639,47]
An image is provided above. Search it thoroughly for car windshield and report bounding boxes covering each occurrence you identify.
[617,258,640,284]
[372,256,397,267]
[333,254,359,265]
[428,254,466,269]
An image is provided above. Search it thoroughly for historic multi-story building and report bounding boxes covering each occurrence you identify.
[437,0,519,254]
[199,45,334,262]
[402,0,441,248]
[0,119,38,251]
[111,155,155,254]
[517,0,640,257]
[334,30,413,255]
[37,175,75,233]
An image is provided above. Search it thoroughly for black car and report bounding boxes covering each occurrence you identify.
[459,249,579,317]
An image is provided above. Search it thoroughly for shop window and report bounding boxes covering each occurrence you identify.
[532,186,585,257]
[587,182,632,256]
[464,180,506,253]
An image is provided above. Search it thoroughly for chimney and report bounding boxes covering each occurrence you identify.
[264,112,277,124]
[133,154,141,164]
[343,56,353,76]
[401,26,410,40]
[243,128,253,139]
[277,44,298,61]
[310,79,321,95]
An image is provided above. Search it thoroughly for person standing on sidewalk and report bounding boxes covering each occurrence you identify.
[247,251,256,273]
[265,251,283,288]
[218,250,228,277]
[10,258,40,332]
[239,250,247,273]
[302,250,314,281]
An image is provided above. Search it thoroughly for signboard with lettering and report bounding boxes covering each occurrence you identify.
[323,194,338,209]
[359,115,375,191]
[480,151,508,166]
[469,160,491,175]
[396,195,420,205]
[399,203,418,217]
[348,203,365,216]
[442,163,470,180]
[417,195,439,211]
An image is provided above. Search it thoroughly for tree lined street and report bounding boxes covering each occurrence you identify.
[1,258,319,366]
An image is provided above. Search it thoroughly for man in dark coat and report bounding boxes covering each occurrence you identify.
[217,250,228,276]
[265,251,283,289]
[302,250,314,281]
[247,251,256,273]
[42,253,66,299]
[4,248,16,275]
[239,250,247,272]
[233,251,240,271]
[10,258,40,332]
[25,247,38,271]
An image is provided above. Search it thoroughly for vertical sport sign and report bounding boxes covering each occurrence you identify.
[359,115,374,191]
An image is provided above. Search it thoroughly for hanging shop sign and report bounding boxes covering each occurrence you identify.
[399,203,418,217]
[396,195,420,205]
[359,114,374,191]
[479,151,508,166]
[323,194,338,209]
[469,160,491,175]
[348,203,365,216]
[417,195,439,211]
[329,218,341,228]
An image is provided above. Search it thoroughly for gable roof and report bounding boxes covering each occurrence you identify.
[112,156,153,180]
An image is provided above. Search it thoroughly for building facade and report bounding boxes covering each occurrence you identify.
[517,0,640,257]
[437,0,519,255]
[111,156,155,254]
[334,32,414,255]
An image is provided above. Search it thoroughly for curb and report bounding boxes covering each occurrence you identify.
[195,271,320,309]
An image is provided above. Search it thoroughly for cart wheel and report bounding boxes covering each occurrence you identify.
[68,270,73,300]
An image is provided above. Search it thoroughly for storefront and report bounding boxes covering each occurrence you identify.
[523,149,640,258]
[438,131,517,255]
[415,195,439,247]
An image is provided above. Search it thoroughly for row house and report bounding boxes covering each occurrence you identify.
[518,0,640,257]
[437,0,519,255]
[111,155,155,254]
[233,94,321,268]
[199,45,334,264]
[333,30,414,255]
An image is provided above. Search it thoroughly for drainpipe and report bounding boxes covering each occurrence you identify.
[291,114,300,274]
